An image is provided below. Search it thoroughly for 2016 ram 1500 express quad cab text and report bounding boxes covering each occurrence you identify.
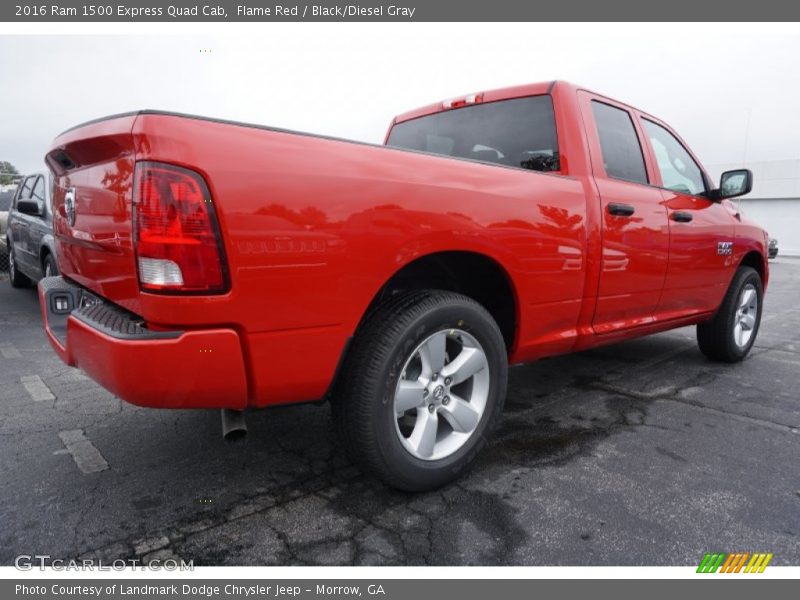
[39,81,767,491]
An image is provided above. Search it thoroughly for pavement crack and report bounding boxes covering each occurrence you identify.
[593,381,799,434]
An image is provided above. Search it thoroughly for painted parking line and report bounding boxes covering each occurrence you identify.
[58,430,109,474]
[20,375,55,402]
[0,343,22,359]
[63,368,89,382]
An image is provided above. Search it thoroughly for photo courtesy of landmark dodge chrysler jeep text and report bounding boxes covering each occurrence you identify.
[39,81,767,491]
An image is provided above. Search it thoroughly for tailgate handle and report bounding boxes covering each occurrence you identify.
[672,211,693,223]
[608,203,635,217]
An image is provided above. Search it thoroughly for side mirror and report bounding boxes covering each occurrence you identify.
[716,169,753,200]
[16,198,43,216]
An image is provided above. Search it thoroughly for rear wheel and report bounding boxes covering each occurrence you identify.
[697,266,763,362]
[43,253,58,278]
[333,290,508,491]
[8,244,31,288]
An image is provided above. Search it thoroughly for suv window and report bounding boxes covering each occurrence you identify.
[387,95,560,173]
[591,101,648,185]
[643,119,706,196]
[18,176,35,202]
[32,176,46,203]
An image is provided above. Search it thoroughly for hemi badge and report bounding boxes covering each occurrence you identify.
[718,241,733,256]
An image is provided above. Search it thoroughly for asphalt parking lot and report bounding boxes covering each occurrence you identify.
[1,261,798,567]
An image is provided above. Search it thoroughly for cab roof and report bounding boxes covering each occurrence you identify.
[391,80,654,126]
[392,80,573,125]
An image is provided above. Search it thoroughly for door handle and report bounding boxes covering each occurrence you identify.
[672,211,693,223]
[607,203,635,217]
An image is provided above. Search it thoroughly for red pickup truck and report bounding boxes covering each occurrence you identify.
[40,81,767,491]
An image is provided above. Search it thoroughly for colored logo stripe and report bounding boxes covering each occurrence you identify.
[733,552,749,573]
[697,553,726,573]
[745,553,773,573]
[697,552,772,573]
[720,553,736,573]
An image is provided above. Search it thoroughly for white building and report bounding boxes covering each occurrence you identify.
[707,159,800,256]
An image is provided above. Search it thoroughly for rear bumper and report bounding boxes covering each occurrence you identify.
[38,276,248,409]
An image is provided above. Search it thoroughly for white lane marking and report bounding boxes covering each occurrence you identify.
[1,343,23,359]
[20,375,55,402]
[133,536,170,556]
[64,368,89,382]
[58,430,109,474]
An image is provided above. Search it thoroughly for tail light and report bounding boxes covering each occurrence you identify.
[442,93,483,110]
[133,161,229,294]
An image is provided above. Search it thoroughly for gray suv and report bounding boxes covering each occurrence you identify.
[0,188,13,270]
[6,172,58,288]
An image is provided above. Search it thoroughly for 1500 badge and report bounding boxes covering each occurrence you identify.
[718,241,734,255]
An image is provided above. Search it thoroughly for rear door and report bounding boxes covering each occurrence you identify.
[639,118,736,317]
[578,92,670,334]
[26,175,49,279]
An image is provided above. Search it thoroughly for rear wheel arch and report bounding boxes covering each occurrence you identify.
[360,250,518,352]
[324,251,518,403]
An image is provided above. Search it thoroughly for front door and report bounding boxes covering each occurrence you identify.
[638,117,736,318]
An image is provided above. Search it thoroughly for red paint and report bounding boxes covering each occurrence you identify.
[41,81,768,409]
[38,284,248,409]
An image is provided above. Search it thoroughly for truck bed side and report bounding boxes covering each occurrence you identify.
[47,111,591,406]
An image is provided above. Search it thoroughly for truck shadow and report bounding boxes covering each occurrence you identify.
[162,332,703,565]
[36,327,707,566]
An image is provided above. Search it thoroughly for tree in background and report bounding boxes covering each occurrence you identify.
[0,161,21,185]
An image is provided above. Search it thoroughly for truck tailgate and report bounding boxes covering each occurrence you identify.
[45,114,140,312]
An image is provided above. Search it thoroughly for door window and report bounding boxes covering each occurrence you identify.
[643,120,706,196]
[591,101,649,185]
[17,176,35,205]
[32,176,45,203]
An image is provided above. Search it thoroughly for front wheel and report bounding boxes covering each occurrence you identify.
[697,266,763,362]
[333,290,508,491]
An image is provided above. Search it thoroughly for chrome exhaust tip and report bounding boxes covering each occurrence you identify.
[221,409,247,442]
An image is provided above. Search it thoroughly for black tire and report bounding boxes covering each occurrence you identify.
[333,290,508,492]
[43,253,59,278]
[697,266,763,362]
[8,243,31,288]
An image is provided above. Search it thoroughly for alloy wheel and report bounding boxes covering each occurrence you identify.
[393,329,490,461]
[734,283,758,348]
